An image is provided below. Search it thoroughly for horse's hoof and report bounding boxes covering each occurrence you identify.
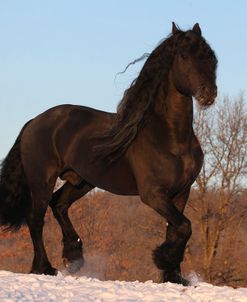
[63,257,84,274]
[30,266,58,276]
[178,276,190,286]
[44,266,58,276]
[163,270,190,286]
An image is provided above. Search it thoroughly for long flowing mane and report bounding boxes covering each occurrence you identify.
[94,27,215,163]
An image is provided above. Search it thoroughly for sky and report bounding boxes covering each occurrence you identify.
[0,0,247,159]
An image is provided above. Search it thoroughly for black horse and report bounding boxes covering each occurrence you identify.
[0,23,217,285]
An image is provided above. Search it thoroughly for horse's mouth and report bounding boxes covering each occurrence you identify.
[195,86,217,107]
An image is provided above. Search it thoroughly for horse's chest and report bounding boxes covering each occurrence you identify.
[183,155,196,177]
[175,154,200,187]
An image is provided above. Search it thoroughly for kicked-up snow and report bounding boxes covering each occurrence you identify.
[0,270,246,302]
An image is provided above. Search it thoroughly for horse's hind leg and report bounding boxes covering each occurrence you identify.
[50,181,94,273]
[27,185,57,275]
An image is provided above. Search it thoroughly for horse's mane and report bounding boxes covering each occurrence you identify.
[93,34,177,163]
[94,27,216,163]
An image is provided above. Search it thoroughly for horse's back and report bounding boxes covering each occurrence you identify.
[21,104,114,146]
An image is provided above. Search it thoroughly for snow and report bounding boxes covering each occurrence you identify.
[0,270,246,302]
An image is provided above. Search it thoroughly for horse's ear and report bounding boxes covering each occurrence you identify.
[192,23,201,36]
[172,22,179,35]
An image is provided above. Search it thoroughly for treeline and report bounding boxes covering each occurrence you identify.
[190,94,247,285]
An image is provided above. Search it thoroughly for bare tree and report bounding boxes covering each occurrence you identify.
[189,94,247,283]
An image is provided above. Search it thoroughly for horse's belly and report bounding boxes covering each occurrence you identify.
[94,166,138,195]
[64,140,138,195]
[78,156,138,195]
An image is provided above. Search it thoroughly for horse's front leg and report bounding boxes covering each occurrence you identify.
[140,187,191,285]
[156,188,191,285]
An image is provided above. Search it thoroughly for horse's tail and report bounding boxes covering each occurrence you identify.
[0,121,32,231]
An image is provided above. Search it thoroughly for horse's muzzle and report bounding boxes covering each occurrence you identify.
[195,85,217,106]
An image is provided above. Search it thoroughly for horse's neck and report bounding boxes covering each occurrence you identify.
[154,80,194,155]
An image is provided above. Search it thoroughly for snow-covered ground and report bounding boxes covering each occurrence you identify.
[0,270,246,302]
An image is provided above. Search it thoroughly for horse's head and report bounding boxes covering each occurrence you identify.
[171,23,218,106]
